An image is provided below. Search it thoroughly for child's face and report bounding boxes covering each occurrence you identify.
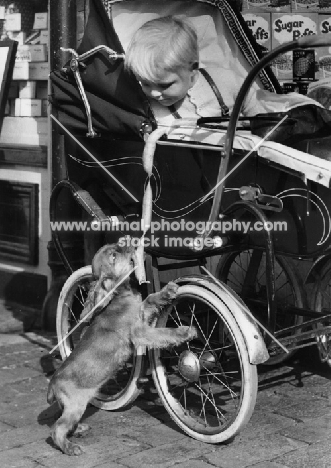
[138,67,198,107]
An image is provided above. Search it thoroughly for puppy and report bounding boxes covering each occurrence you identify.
[47,243,197,456]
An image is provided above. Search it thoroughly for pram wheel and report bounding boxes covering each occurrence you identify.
[216,250,306,365]
[56,266,143,410]
[311,260,331,366]
[150,282,258,443]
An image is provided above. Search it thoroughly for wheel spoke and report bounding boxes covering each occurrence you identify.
[198,318,218,357]
[58,267,141,407]
[151,283,258,441]
[193,381,226,420]
[217,250,305,365]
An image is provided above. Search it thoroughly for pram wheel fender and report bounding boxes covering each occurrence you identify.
[150,277,259,443]
[173,275,269,365]
[305,254,331,286]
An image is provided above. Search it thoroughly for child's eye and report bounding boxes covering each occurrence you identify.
[159,83,172,90]
[139,81,151,89]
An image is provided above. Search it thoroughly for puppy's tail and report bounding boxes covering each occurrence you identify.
[47,383,56,405]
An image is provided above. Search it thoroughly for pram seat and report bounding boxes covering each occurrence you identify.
[161,124,331,188]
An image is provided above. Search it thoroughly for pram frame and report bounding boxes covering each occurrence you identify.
[50,0,331,445]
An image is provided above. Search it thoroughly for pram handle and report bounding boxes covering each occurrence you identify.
[297,34,331,49]
[61,45,125,63]
[61,46,124,137]
[207,34,331,228]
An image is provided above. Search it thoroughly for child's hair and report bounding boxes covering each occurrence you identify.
[125,15,199,82]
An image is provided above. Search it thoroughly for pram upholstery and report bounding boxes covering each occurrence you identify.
[50,0,279,138]
[51,0,331,188]
[50,0,331,259]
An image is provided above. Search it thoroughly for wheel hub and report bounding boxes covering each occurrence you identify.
[178,350,201,382]
[199,351,217,370]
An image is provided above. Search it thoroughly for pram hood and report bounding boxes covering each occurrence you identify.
[50,0,280,139]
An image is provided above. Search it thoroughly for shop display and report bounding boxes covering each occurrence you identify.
[243,3,331,93]
[1,1,48,145]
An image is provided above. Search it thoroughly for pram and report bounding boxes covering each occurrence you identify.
[49,0,331,444]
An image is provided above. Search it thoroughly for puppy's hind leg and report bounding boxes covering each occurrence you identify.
[72,423,91,438]
[133,325,197,349]
[51,386,94,456]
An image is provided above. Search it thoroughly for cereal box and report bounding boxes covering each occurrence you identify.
[282,81,310,93]
[16,44,48,62]
[242,0,291,13]
[243,13,272,52]
[293,49,315,80]
[291,0,319,13]
[271,13,318,79]
[318,0,331,14]
[316,15,331,78]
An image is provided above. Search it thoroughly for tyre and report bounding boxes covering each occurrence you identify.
[216,250,306,365]
[311,260,331,366]
[150,282,258,444]
[56,265,143,410]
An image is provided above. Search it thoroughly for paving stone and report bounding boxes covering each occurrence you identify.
[0,420,14,433]
[236,410,297,442]
[245,463,290,468]
[0,335,31,347]
[272,395,329,422]
[37,436,151,468]
[118,439,216,468]
[275,438,331,468]
[0,378,49,416]
[0,348,46,368]
[2,324,331,468]
[279,415,331,444]
[0,391,46,417]
[0,441,56,466]
[0,424,47,451]
[0,367,42,386]
[93,463,130,468]
[172,459,221,468]
[3,374,49,396]
[204,434,307,468]
[255,390,283,409]
[298,376,331,400]
[259,374,326,400]
[1,458,43,468]
[85,403,167,432]
[0,402,59,428]
[108,417,187,447]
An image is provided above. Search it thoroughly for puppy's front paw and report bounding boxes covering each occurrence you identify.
[162,282,178,301]
[187,326,198,340]
[177,326,197,341]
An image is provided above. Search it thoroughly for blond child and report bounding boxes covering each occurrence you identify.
[124,16,319,125]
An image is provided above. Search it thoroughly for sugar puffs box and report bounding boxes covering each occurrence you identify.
[242,0,291,13]
[243,13,272,52]
[271,13,318,79]
[316,15,331,78]
[291,0,320,13]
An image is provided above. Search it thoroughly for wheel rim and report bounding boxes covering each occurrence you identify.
[217,250,304,362]
[58,271,138,403]
[312,264,331,363]
[153,293,246,435]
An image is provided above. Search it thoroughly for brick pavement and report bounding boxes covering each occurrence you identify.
[0,329,331,468]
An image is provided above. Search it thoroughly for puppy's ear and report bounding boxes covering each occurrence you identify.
[92,244,116,278]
